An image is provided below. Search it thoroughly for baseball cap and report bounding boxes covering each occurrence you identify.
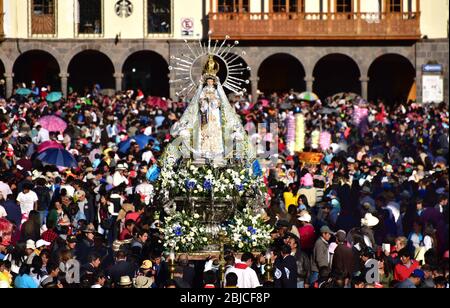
[36,239,51,248]
[411,269,425,280]
[67,235,77,243]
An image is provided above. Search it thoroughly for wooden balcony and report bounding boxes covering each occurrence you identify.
[31,14,56,35]
[209,12,421,40]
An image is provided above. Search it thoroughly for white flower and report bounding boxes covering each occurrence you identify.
[202,237,208,242]
[194,190,198,193]
[193,214,200,219]
[238,242,244,248]
[181,238,186,244]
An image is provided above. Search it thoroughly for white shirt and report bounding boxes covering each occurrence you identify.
[91,284,102,288]
[135,183,154,205]
[16,190,38,215]
[141,150,154,164]
[224,264,261,289]
[0,205,7,218]
[112,171,128,187]
[35,128,50,143]
[143,126,153,136]
[60,185,75,197]
[92,127,101,144]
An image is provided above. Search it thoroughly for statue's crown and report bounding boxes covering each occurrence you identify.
[203,55,220,78]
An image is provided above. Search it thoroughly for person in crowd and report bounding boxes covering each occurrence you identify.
[0,86,447,289]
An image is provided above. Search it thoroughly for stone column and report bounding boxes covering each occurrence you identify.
[4,73,14,98]
[250,76,259,102]
[360,76,369,100]
[114,73,123,92]
[59,72,69,97]
[305,76,315,93]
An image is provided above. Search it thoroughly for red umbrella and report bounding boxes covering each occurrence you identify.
[37,140,64,153]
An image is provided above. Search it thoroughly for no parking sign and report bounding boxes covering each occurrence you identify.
[181,18,194,36]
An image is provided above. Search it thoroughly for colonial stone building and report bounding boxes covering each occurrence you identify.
[0,0,448,103]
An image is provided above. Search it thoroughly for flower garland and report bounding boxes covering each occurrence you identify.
[163,210,209,252]
[224,207,273,252]
[311,129,320,150]
[159,162,266,200]
[319,131,331,152]
[286,112,296,155]
[294,114,305,152]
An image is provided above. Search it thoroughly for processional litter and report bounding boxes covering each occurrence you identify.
[155,36,267,253]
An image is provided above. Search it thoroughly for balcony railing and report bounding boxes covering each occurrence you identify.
[209,12,421,40]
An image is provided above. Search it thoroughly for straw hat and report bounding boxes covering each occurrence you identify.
[361,213,379,227]
[118,276,133,286]
[135,276,153,288]
[383,164,394,173]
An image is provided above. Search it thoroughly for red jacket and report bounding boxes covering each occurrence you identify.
[394,260,419,282]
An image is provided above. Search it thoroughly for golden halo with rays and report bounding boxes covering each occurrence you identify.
[169,33,251,97]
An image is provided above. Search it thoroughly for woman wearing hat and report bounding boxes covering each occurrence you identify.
[297,210,316,254]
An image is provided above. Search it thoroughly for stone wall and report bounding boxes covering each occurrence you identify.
[415,39,449,104]
[0,38,448,103]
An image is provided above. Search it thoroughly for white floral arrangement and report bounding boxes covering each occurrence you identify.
[159,162,266,200]
[163,210,209,252]
[224,207,273,252]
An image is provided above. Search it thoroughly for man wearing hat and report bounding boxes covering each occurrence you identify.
[360,213,379,249]
[311,225,334,285]
[117,275,133,288]
[74,224,96,265]
[109,249,136,284]
[112,162,129,187]
[332,230,355,281]
[395,269,425,288]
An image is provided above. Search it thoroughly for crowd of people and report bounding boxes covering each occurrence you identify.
[0,82,448,288]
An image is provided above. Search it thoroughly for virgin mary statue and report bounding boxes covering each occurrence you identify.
[170,55,255,164]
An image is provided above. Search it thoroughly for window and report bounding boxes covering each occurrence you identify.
[33,0,54,15]
[336,0,352,12]
[78,0,102,34]
[148,0,171,34]
[388,0,402,12]
[31,0,56,35]
[218,0,249,13]
[272,0,301,13]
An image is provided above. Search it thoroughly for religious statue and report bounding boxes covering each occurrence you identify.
[198,56,224,160]
[170,54,255,165]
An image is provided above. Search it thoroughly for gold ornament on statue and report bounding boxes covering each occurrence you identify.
[203,55,220,80]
